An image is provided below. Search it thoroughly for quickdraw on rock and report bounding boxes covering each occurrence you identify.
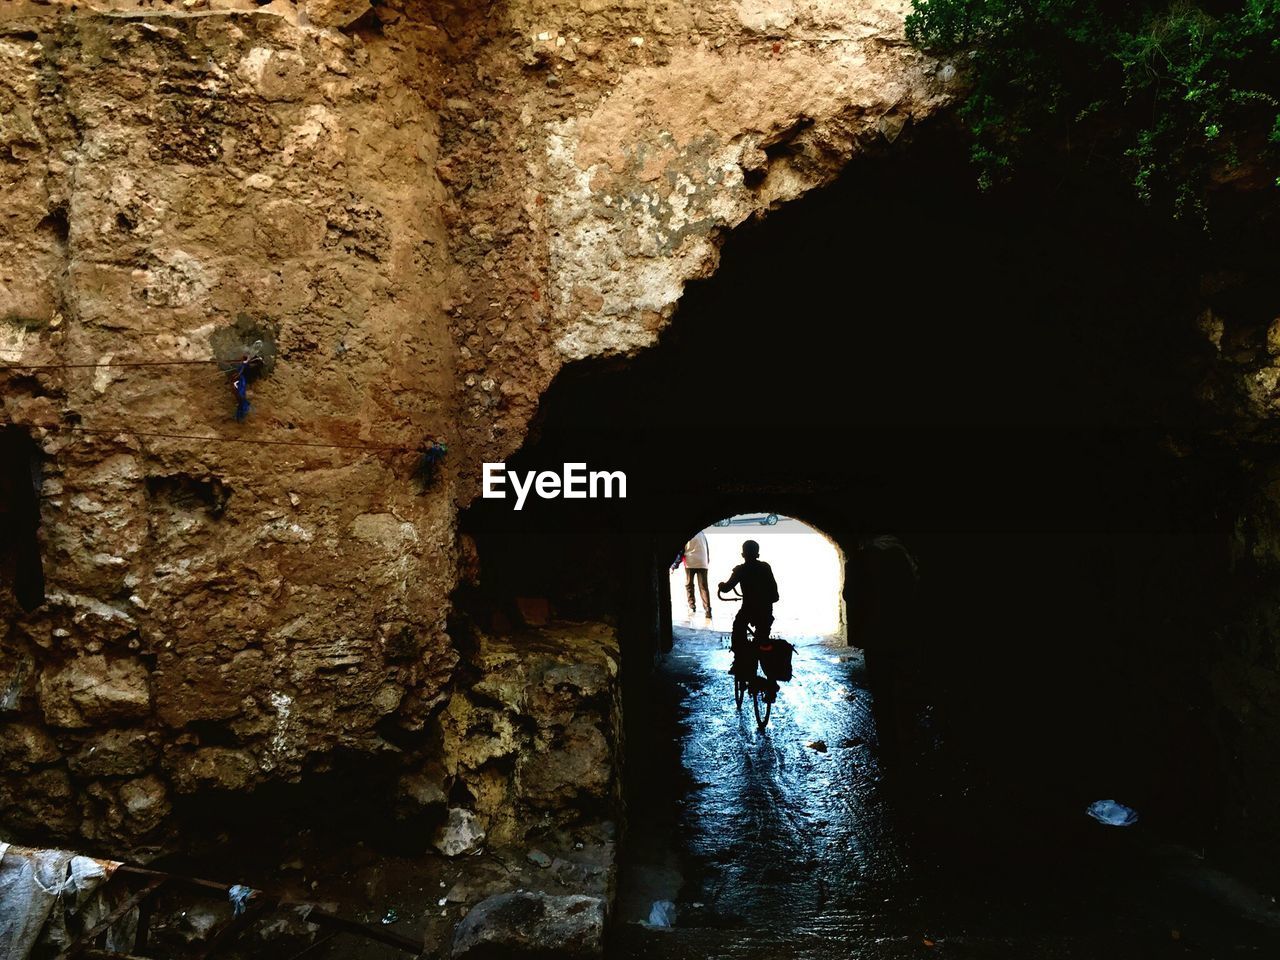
[221,340,264,422]
[211,316,278,423]
[415,440,448,490]
[230,358,251,421]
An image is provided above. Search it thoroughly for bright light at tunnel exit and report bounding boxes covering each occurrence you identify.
[669,515,844,641]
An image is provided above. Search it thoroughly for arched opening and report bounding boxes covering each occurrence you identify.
[667,514,845,640]
[615,512,874,932]
[458,125,1276,952]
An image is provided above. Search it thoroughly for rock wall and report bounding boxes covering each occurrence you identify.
[439,622,622,850]
[1,0,457,850]
[0,0,952,853]
[1188,269,1280,870]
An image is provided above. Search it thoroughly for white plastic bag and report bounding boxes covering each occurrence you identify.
[1086,799,1139,827]
[0,844,125,960]
[646,900,677,927]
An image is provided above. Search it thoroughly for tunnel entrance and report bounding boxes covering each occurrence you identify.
[668,515,845,641]
[460,126,1277,954]
[617,512,882,939]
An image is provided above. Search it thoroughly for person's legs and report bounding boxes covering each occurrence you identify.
[685,568,696,613]
[694,568,711,617]
[730,607,754,676]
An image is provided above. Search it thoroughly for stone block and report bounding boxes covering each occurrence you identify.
[451,891,605,959]
[0,767,79,834]
[170,747,259,793]
[0,722,61,767]
[118,774,170,834]
[69,729,157,778]
[434,807,486,857]
[39,655,151,728]
[305,0,372,30]
[518,718,612,808]
[399,769,447,809]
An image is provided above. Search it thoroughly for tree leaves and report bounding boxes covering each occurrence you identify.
[906,0,1280,225]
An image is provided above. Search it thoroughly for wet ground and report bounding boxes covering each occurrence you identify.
[611,623,1280,958]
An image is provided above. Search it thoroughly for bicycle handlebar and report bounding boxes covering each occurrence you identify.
[717,585,742,602]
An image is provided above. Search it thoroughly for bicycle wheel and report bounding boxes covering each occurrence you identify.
[752,682,771,728]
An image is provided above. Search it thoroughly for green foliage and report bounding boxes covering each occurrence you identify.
[906,1,1280,222]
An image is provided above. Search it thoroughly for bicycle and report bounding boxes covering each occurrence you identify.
[718,585,776,729]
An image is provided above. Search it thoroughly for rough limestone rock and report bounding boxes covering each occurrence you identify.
[38,656,151,727]
[0,722,60,767]
[450,891,606,959]
[67,729,158,778]
[305,0,372,30]
[0,767,78,835]
[440,623,622,845]
[118,774,171,834]
[434,807,486,858]
[443,0,955,491]
[399,769,448,809]
[169,747,260,794]
[517,717,613,809]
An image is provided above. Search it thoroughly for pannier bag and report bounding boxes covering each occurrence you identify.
[757,638,794,682]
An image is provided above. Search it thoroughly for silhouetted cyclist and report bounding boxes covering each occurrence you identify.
[720,539,779,688]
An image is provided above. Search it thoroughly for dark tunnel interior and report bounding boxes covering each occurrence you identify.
[0,426,45,613]
[459,126,1268,880]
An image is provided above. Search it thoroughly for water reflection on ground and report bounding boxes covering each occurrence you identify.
[611,625,1279,959]
[674,628,896,934]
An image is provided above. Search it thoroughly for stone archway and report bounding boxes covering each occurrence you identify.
[4,3,1280,955]
[440,0,955,490]
[459,116,1231,907]
[0,0,954,857]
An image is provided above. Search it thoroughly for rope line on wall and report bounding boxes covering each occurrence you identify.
[1,360,221,369]
[5,357,450,477]
[63,426,432,453]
